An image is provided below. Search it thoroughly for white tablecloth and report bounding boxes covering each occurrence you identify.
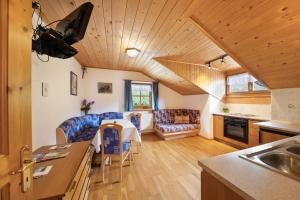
[92,119,141,153]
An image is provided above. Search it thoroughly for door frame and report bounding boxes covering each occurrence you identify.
[0,0,9,190]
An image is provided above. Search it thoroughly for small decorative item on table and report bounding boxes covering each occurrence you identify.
[81,99,95,115]
[223,107,230,113]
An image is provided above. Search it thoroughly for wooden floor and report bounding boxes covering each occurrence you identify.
[88,133,236,200]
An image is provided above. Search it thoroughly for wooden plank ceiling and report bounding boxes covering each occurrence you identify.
[191,0,300,89]
[39,0,241,95]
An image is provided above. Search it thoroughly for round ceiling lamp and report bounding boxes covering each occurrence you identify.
[125,48,140,58]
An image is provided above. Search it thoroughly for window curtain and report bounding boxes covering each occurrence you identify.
[124,80,133,111]
[152,81,159,111]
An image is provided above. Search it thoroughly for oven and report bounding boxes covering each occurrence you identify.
[224,117,248,143]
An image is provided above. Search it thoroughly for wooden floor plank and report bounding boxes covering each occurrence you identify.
[89,133,236,200]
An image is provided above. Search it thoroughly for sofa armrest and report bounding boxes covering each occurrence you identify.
[56,128,68,144]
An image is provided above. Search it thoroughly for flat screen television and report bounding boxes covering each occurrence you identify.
[56,2,94,45]
[32,2,94,59]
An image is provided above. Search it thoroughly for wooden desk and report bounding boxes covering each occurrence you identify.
[33,141,94,200]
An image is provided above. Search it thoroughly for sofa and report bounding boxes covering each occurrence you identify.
[56,112,123,144]
[153,109,200,140]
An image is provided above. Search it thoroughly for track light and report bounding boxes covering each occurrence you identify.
[208,62,211,68]
[205,54,227,69]
[221,56,225,64]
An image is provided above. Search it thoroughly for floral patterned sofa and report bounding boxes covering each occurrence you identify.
[153,109,200,140]
[56,112,123,144]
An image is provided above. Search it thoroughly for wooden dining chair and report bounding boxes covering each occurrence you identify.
[100,123,132,182]
[130,112,142,153]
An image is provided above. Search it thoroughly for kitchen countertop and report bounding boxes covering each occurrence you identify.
[213,112,270,121]
[254,120,300,134]
[198,135,300,200]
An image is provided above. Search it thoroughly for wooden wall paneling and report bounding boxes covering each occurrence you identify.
[224,93,271,104]
[225,68,247,76]
[86,0,110,67]
[126,0,167,70]
[130,0,183,68]
[74,0,107,67]
[102,0,113,67]
[122,0,153,70]
[117,0,139,70]
[39,0,245,95]
[111,0,127,69]
[188,16,269,88]
[191,0,300,89]
[136,17,187,69]
[143,61,206,95]
[0,0,8,155]
[156,58,226,98]
[134,0,194,68]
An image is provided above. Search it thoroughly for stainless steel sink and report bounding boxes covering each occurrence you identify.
[287,146,300,155]
[240,141,300,181]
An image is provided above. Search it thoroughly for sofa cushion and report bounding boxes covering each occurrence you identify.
[154,109,200,124]
[73,127,98,142]
[83,114,101,128]
[58,112,124,143]
[99,112,124,124]
[155,123,200,133]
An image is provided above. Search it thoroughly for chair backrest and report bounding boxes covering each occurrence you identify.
[100,123,123,155]
[130,113,142,132]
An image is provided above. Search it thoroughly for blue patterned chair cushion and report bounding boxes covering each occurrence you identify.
[155,123,200,133]
[130,114,141,134]
[103,128,131,154]
[58,112,124,143]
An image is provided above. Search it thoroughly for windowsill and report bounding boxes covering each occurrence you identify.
[226,90,270,96]
[224,91,271,104]
[133,108,153,112]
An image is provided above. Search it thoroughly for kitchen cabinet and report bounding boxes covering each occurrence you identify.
[201,170,245,200]
[248,120,260,147]
[213,115,224,140]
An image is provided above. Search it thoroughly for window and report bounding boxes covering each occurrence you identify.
[226,73,268,94]
[132,83,152,110]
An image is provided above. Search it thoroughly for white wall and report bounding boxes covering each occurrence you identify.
[82,68,153,113]
[159,84,223,139]
[82,68,156,131]
[32,54,83,149]
[271,88,300,122]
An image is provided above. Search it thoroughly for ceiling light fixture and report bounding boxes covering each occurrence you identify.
[205,54,228,68]
[208,62,212,68]
[221,56,225,64]
[125,48,140,58]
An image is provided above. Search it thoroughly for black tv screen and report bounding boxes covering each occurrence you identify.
[56,2,94,45]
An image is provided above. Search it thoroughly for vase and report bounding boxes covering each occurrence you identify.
[84,110,89,115]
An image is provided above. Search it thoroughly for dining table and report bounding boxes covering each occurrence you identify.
[91,119,141,153]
